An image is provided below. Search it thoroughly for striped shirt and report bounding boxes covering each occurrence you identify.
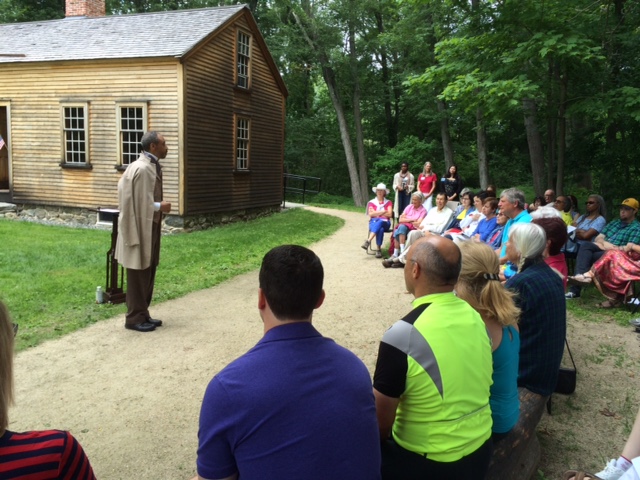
[0,429,95,479]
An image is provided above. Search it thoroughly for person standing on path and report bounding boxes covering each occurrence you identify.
[417,161,438,211]
[393,162,415,221]
[195,245,381,480]
[115,131,171,333]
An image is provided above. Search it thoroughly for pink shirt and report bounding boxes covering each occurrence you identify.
[400,204,427,224]
[367,198,392,217]
[545,253,568,288]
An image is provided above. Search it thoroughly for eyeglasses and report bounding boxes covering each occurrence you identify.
[554,200,563,204]
[585,201,596,205]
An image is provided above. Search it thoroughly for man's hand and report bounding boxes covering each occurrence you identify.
[160,201,172,213]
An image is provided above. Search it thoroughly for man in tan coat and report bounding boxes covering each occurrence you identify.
[115,131,171,332]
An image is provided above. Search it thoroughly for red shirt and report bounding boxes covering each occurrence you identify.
[418,173,437,196]
[0,430,96,479]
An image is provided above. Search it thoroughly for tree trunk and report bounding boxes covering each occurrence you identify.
[292,9,365,206]
[349,17,369,202]
[322,65,365,206]
[476,107,489,189]
[523,98,545,196]
[374,11,397,148]
[546,59,557,191]
[437,100,454,169]
[555,68,567,195]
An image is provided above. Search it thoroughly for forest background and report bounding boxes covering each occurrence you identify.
[3,0,638,209]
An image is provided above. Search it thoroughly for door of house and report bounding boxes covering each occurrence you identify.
[0,105,9,191]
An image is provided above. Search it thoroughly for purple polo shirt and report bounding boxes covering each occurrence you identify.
[197,322,381,480]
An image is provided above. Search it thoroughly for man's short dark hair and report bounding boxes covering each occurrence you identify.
[436,192,447,200]
[141,131,160,151]
[259,245,324,321]
[412,239,461,286]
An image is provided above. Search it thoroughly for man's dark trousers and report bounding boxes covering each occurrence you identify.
[568,242,605,296]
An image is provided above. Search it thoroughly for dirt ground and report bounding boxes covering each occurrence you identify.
[10,206,640,480]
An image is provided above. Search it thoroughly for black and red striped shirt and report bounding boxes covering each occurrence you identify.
[0,429,95,479]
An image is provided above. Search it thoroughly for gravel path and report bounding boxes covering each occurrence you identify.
[11,206,409,480]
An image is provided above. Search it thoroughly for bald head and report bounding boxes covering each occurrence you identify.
[405,236,461,297]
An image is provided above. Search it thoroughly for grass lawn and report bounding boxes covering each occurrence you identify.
[0,208,343,351]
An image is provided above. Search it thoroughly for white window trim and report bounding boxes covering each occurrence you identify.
[61,103,89,164]
[116,103,148,166]
[237,30,251,89]
[235,116,250,170]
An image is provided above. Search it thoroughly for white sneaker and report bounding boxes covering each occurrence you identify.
[595,459,627,480]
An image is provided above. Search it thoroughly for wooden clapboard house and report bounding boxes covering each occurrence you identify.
[0,2,287,223]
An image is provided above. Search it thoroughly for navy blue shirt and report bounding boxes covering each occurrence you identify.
[197,322,381,480]
[506,260,566,396]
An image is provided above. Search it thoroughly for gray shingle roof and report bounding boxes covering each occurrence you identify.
[0,5,246,63]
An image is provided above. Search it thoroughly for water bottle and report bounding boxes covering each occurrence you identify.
[96,286,104,304]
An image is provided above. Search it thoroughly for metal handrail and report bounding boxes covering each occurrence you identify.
[283,173,322,206]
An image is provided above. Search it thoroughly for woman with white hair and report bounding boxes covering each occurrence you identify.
[0,301,96,478]
[504,223,567,398]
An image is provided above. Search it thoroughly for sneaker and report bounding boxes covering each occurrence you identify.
[382,259,393,268]
[565,292,580,299]
[595,459,627,480]
[361,240,370,250]
[375,250,382,258]
[390,261,404,268]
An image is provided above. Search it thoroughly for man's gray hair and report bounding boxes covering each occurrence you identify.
[140,131,160,151]
[500,188,526,209]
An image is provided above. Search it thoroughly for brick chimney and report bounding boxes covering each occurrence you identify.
[66,0,105,17]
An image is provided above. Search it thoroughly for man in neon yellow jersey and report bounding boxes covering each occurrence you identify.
[373,235,493,479]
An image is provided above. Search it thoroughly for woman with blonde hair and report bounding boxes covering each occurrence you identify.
[0,300,96,479]
[456,241,521,441]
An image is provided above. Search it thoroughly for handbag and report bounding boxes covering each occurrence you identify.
[555,338,577,395]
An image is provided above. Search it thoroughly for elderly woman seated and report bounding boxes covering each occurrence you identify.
[390,192,426,259]
[362,183,393,258]
[504,223,566,398]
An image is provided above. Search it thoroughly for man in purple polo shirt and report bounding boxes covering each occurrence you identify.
[498,188,532,261]
[195,245,381,480]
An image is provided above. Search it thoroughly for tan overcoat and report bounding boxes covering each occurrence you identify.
[114,154,157,270]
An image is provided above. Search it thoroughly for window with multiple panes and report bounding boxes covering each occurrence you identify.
[237,31,251,88]
[62,105,88,164]
[118,105,147,166]
[236,117,250,170]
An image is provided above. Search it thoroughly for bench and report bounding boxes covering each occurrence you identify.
[486,387,549,480]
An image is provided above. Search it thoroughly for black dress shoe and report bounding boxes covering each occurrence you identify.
[147,318,163,327]
[125,322,156,332]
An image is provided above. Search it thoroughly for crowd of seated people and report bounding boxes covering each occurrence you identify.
[566,198,640,299]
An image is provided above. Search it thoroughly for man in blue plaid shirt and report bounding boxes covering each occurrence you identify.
[566,198,640,298]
